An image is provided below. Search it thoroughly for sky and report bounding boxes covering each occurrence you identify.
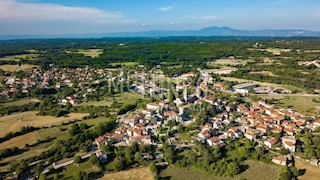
[0,0,320,35]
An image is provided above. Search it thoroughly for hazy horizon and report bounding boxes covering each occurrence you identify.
[1,0,320,35]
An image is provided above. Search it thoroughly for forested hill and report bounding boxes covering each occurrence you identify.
[1,26,320,40]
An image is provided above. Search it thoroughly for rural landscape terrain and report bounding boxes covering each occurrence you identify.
[0,37,319,180]
[1,0,320,180]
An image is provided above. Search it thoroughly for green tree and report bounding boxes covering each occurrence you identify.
[74,155,81,165]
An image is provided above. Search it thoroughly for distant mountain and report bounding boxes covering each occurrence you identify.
[1,26,320,40]
[104,26,320,37]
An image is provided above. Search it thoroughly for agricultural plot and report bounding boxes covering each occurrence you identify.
[0,116,112,172]
[76,49,103,58]
[257,94,320,115]
[0,54,39,61]
[0,64,39,72]
[248,48,292,55]
[0,111,88,136]
[102,167,154,180]
[80,92,143,107]
[295,158,320,180]
[160,160,280,180]
[109,62,139,67]
[0,98,40,107]
[0,132,39,150]
[207,57,250,66]
[249,71,277,77]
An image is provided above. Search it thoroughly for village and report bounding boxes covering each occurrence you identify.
[1,64,320,179]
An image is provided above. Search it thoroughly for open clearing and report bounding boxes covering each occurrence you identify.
[249,71,277,77]
[295,158,320,180]
[102,167,153,180]
[0,98,40,107]
[0,64,39,72]
[76,49,103,58]
[110,62,139,67]
[0,116,112,172]
[80,92,143,107]
[160,160,280,180]
[222,77,304,92]
[0,54,39,61]
[0,111,88,136]
[248,48,292,55]
[0,132,39,150]
[207,57,250,66]
[256,94,320,115]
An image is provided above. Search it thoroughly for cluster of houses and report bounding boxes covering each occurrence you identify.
[91,70,320,167]
[3,65,318,166]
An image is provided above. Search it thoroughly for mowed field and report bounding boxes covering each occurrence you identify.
[76,49,103,58]
[0,54,39,61]
[0,98,40,107]
[160,160,281,180]
[102,167,154,180]
[0,64,39,72]
[0,116,112,172]
[109,62,139,67]
[256,94,320,115]
[0,111,88,136]
[207,58,250,66]
[295,158,320,180]
[248,48,292,55]
[0,132,39,149]
[80,92,143,107]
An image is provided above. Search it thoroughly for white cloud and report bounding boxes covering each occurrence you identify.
[0,0,133,25]
[188,15,218,21]
[157,5,175,12]
[170,21,180,25]
[141,22,147,27]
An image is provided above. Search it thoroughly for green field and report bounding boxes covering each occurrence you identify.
[0,54,39,61]
[76,49,103,58]
[0,98,40,107]
[160,160,281,180]
[207,58,250,66]
[109,62,139,67]
[0,116,112,172]
[257,94,320,115]
[80,92,143,107]
[48,159,95,180]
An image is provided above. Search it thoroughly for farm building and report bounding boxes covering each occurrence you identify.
[233,83,259,93]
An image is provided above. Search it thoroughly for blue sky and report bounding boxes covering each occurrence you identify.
[0,0,320,35]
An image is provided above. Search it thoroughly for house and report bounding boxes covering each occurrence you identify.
[264,137,279,148]
[313,119,320,130]
[147,102,160,111]
[204,96,215,105]
[207,136,225,147]
[164,111,178,121]
[95,136,105,148]
[272,156,287,166]
[256,125,268,134]
[113,134,124,142]
[213,82,225,91]
[96,150,108,162]
[178,103,191,116]
[244,132,256,141]
[283,141,295,153]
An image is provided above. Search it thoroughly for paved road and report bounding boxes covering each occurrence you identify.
[41,150,97,174]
